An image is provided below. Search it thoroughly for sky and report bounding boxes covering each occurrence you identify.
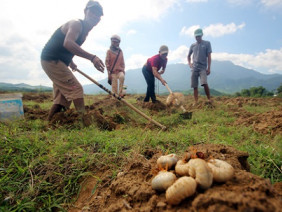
[0,0,282,86]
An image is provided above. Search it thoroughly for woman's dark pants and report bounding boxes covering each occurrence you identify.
[142,66,156,102]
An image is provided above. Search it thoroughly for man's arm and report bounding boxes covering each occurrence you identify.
[63,20,94,61]
[152,67,166,85]
[206,53,211,75]
[63,20,104,72]
[69,60,77,70]
[187,47,193,69]
[188,54,193,69]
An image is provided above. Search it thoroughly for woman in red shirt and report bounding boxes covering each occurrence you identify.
[142,45,168,103]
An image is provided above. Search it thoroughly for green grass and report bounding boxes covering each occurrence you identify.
[0,94,281,211]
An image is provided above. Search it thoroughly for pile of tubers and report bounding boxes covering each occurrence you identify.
[151,153,234,205]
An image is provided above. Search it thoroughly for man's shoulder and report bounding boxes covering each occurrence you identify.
[63,19,82,31]
[202,40,211,45]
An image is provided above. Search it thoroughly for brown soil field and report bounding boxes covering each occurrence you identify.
[21,93,282,211]
[68,144,281,212]
[23,93,282,135]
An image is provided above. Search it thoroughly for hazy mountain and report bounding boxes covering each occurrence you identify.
[0,83,52,92]
[83,60,282,94]
[1,60,281,94]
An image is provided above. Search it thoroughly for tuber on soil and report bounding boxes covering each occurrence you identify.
[166,176,197,205]
[157,154,178,170]
[151,170,177,192]
[207,159,234,183]
[187,158,213,189]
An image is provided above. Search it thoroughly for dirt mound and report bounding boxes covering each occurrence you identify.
[49,109,117,130]
[23,105,48,120]
[234,110,282,135]
[139,101,167,112]
[22,92,52,103]
[222,97,281,108]
[23,97,124,130]
[68,144,281,212]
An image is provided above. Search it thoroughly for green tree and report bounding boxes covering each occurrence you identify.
[241,89,250,97]
[249,86,266,97]
[277,84,282,94]
[235,92,241,97]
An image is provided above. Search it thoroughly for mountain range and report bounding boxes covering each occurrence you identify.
[0,83,52,92]
[1,61,281,94]
[83,60,282,94]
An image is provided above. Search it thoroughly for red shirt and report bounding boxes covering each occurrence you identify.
[146,54,167,72]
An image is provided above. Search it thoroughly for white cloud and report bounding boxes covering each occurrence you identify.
[127,30,137,36]
[125,54,148,71]
[180,25,200,37]
[204,23,245,37]
[165,45,282,74]
[260,0,282,7]
[169,45,189,63]
[186,0,208,2]
[227,0,282,9]
[227,0,255,6]
[0,0,179,86]
[180,23,245,37]
[213,48,282,74]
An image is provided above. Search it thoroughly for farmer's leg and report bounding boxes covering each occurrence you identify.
[144,70,155,102]
[191,68,199,104]
[117,72,125,96]
[142,66,151,102]
[41,60,85,121]
[73,98,92,127]
[73,98,85,113]
[48,87,71,121]
[142,67,155,102]
[41,60,72,120]
[150,78,156,103]
[111,73,118,95]
[47,104,62,121]
[203,84,211,101]
[199,70,211,101]
[193,88,199,103]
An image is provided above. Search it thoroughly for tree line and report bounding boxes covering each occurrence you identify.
[235,84,282,97]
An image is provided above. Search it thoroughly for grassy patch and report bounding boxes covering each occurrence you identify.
[0,94,281,211]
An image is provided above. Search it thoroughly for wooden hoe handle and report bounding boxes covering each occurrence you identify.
[75,68,167,130]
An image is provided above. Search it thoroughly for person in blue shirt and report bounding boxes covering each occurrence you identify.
[187,28,212,105]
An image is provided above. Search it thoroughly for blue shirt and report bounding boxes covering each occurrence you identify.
[188,40,212,70]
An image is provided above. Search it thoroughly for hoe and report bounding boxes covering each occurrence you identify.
[165,84,192,119]
[75,68,166,130]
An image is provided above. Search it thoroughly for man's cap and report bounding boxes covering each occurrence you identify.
[194,28,203,37]
[111,34,121,42]
[159,45,169,54]
[85,1,103,16]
